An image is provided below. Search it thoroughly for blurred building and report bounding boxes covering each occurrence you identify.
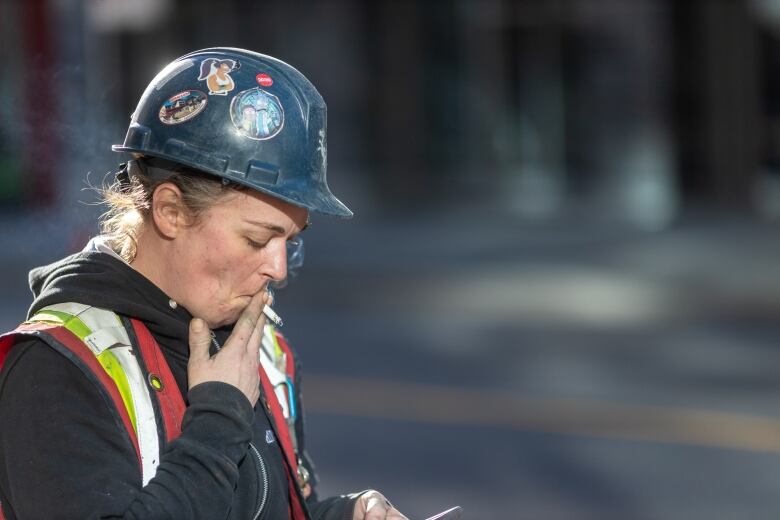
[1,0,780,236]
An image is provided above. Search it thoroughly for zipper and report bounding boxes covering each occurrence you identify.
[210,332,221,352]
[249,442,269,520]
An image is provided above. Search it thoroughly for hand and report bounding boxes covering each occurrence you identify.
[352,490,408,520]
[187,291,270,406]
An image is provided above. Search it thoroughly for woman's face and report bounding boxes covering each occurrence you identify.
[170,189,308,328]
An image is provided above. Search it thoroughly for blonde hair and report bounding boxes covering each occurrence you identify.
[99,160,240,263]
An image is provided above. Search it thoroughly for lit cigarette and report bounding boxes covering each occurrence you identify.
[263,304,283,327]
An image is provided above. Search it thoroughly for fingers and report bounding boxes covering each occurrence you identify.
[188,318,212,363]
[186,291,272,403]
[364,505,405,519]
[231,290,270,347]
[246,291,272,356]
[364,494,383,512]
[357,492,408,520]
[247,312,265,358]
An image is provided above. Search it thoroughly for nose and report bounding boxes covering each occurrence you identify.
[264,238,288,283]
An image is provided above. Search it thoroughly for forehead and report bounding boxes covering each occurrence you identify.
[209,188,308,229]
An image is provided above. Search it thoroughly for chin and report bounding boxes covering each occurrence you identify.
[202,307,237,329]
[208,316,236,330]
[207,296,255,328]
[223,300,252,327]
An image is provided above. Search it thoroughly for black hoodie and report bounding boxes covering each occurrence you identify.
[0,251,356,519]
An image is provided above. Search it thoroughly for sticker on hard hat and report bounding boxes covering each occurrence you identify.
[198,58,239,96]
[158,90,208,125]
[256,73,273,87]
[230,87,284,140]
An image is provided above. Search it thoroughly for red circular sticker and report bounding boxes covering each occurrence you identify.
[256,73,273,87]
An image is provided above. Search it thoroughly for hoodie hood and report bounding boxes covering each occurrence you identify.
[31,252,185,323]
[29,250,210,364]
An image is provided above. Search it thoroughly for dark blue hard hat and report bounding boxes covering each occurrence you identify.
[112,47,352,218]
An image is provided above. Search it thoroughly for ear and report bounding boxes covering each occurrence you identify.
[150,182,189,239]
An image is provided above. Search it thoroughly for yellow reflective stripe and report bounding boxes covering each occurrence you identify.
[269,325,284,358]
[63,317,92,341]
[97,349,137,432]
[28,310,66,325]
[30,310,92,341]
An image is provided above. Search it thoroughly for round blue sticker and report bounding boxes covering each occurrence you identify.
[230,88,284,140]
[158,90,208,125]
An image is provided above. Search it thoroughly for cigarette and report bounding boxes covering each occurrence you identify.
[263,304,283,327]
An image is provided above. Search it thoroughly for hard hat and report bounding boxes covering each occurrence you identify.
[112,47,352,218]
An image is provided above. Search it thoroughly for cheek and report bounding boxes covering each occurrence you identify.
[173,234,230,291]
[194,236,259,292]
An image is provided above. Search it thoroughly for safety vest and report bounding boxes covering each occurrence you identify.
[0,303,308,520]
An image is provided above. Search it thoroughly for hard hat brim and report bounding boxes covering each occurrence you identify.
[112,145,354,218]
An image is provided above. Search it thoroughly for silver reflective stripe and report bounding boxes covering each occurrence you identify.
[260,326,289,417]
[42,302,92,316]
[109,343,161,485]
[35,304,162,486]
[84,327,130,356]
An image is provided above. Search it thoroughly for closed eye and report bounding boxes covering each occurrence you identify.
[246,238,268,250]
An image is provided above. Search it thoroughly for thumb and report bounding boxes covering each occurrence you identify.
[188,318,212,362]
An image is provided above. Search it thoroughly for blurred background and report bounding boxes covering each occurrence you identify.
[2,0,780,518]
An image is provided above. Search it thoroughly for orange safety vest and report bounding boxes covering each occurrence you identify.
[0,309,308,520]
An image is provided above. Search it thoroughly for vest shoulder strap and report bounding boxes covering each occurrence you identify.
[1,304,177,486]
[0,319,142,468]
[127,318,185,442]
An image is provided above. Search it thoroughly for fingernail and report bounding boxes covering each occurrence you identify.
[191,318,204,332]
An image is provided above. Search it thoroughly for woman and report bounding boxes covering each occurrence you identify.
[0,48,407,520]
[198,58,237,95]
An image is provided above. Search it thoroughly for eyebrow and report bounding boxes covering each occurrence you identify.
[243,219,309,235]
[243,219,287,235]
